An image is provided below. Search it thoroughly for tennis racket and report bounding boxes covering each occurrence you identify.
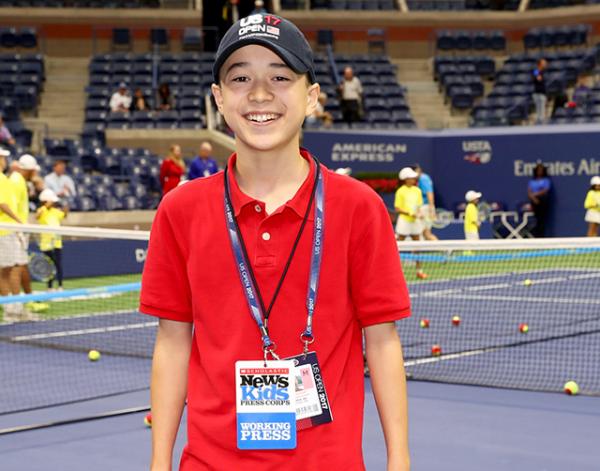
[425,208,454,229]
[478,201,492,223]
[28,252,57,282]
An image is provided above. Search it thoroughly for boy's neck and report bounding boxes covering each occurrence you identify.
[234,147,310,214]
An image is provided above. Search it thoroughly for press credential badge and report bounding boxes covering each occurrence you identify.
[236,360,297,450]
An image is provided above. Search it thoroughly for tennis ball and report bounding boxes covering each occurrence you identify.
[88,349,101,361]
[419,318,430,328]
[452,315,461,327]
[144,412,152,428]
[564,381,579,395]
[523,279,532,287]
[431,344,442,356]
[519,323,529,334]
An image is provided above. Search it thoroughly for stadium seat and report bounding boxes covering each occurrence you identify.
[17,27,38,49]
[0,28,18,48]
[112,28,132,51]
[150,28,169,51]
[182,28,203,52]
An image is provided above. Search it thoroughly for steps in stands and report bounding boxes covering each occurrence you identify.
[27,56,89,140]
[394,58,470,129]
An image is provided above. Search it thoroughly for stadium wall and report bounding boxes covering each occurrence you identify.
[304,124,600,237]
[4,6,600,57]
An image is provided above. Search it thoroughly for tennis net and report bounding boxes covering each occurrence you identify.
[0,223,151,417]
[397,237,600,396]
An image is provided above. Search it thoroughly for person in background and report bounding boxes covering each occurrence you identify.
[305,92,333,128]
[159,144,185,196]
[251,0,267,14]
[413,163,438,241]
[0,116,16,148]
[109,82,132,113]
[188,141,219,180]
[155,83,174,111]
[584,175,600,237]
[395,166,427,279]
[532,58,547,124]
[464,190,482,240]
[10,154,48,313]
[43,160,76,206]
[130,88,150,112]
[572,75,591,111]
[338,66,363,125]
[527,163,552,237]
[36,189,67,291]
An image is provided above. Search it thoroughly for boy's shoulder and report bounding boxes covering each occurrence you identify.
[160,171,224,212]
[324,166,386,210]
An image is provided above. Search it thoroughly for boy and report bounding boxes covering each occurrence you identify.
[395,167,427,279]
[464,190,482,240]
[141,13,410,471]
[36,188,67,290]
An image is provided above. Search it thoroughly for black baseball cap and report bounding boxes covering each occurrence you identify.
[213,13,316,84]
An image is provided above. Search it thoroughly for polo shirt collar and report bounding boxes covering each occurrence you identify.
[226,149,317,219]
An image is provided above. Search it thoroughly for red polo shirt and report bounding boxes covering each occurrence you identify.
[140,149,411,470]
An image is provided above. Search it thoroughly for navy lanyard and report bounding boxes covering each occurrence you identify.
[223,156,325,359]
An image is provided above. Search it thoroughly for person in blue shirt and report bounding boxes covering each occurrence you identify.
[188,142,219,180]
[413,163,438,241]
[527,163,552,237]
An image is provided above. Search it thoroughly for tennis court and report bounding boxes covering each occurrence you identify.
[1,227,599,469]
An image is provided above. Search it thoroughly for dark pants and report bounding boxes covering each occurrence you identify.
[531,197,549,237]
[341,99,361,124]
[43,248,63,288]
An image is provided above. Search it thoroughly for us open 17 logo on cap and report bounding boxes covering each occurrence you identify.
[239,14,281,37]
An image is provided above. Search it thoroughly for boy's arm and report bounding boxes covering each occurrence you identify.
[150,318,193,471]
[364,322,410,471]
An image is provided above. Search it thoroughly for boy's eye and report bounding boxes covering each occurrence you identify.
[231,76,249,83]
[273,76,290,82]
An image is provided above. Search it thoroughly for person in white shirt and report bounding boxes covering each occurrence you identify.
[109,82,132,113]
[338,66,363,125]
[305,92,333,127]
[43,160,76,206]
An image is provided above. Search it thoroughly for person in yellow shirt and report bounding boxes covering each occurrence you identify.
[10,154,48,313]
[0,150,32,322]
[464,190,482,240]
[395,166,427,279]
[36,189,67,290]
[584,176,600,237]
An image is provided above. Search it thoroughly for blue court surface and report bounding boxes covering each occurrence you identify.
[401,268,600,395]
[0,380,598,470]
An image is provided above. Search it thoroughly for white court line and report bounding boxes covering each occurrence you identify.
[444,294,600,305]
[570,273,600,280]
[405,347,499,367]
[9,321,158,342]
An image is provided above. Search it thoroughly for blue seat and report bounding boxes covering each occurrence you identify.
[122,195,141,210]
[18,27,37,49]
[472,31,490,50]
[0,28,18,48]
[150,28,169,50]
[182,28,202,52]
[436,30,456,51]
[455,31,472,50]
[523,28,541,49]
[76,196,97,212]
[112,28,132,51]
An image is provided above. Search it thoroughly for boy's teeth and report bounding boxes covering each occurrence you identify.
[247,113,276,122]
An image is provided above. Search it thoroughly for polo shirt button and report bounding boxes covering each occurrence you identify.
[261,232,271,241]
[254,204,262,212]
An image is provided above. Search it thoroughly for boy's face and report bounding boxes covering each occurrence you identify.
[404,177,416,186]
[212,45,319,154]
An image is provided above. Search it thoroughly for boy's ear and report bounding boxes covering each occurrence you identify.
[211,83,224,113]
[305,82,320,117]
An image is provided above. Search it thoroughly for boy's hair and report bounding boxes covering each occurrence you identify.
[212,13,316,84]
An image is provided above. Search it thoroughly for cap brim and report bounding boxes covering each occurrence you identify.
[213,38,315,84]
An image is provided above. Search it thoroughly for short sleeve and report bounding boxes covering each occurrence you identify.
[394,188,402,209]
[140,202,193,322]
[349,194,411,327]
